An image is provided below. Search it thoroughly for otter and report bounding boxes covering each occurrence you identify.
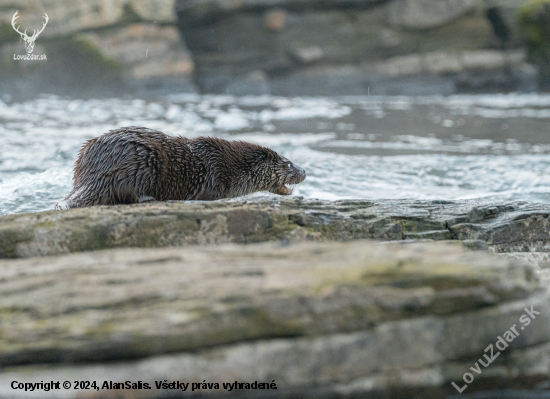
[62,126,306,208]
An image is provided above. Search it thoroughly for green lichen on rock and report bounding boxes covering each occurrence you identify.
[0,1,19,44]
[0,227,33,258]
[0,22,15,45]
[519,0,550,86]
[71,36,123,74]
[119,2,143,24]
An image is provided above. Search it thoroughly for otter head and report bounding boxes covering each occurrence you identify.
[197,138,306,199]
[251,147,306,196]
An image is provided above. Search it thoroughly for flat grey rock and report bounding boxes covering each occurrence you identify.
[1,198,550,258]
[0,240,548,398]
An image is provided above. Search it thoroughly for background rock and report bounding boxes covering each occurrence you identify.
[0,0,176,38]
[0,1,195,100]
[387,0,478,30]
[176,0,539,95]
[77,24,195,95]
[0,0,546,98]
[519,0,550,90]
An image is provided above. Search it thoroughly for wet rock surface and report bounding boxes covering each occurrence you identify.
[0,240,548,398]
[2,198,550,258]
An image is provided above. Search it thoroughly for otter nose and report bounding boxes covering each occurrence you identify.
[297,166,306,181]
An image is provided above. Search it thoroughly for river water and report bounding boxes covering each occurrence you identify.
[1,93,550,215]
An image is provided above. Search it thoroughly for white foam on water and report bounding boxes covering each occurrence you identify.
[2,93,550,214]
[0,168,73,215]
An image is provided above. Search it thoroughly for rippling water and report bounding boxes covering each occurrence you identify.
[1,93,550,215]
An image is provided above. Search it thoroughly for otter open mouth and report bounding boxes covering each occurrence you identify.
[272,184,293,195]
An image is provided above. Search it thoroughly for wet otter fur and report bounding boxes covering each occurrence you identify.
[63,126,306,208]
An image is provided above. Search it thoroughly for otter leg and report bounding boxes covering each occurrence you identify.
[138,196,156,203]
[54,200,72,210]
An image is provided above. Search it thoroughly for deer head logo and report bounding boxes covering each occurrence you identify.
[11,11,49,54]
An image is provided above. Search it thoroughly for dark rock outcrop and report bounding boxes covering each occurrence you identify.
[0,0,544,98]
[176,0,538,95]
[520,0,550,90]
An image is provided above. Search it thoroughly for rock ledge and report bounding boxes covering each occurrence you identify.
[2,198,550,258]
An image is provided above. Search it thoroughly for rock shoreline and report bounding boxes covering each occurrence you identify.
[2,199,550,397]
[2,198,550,258]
